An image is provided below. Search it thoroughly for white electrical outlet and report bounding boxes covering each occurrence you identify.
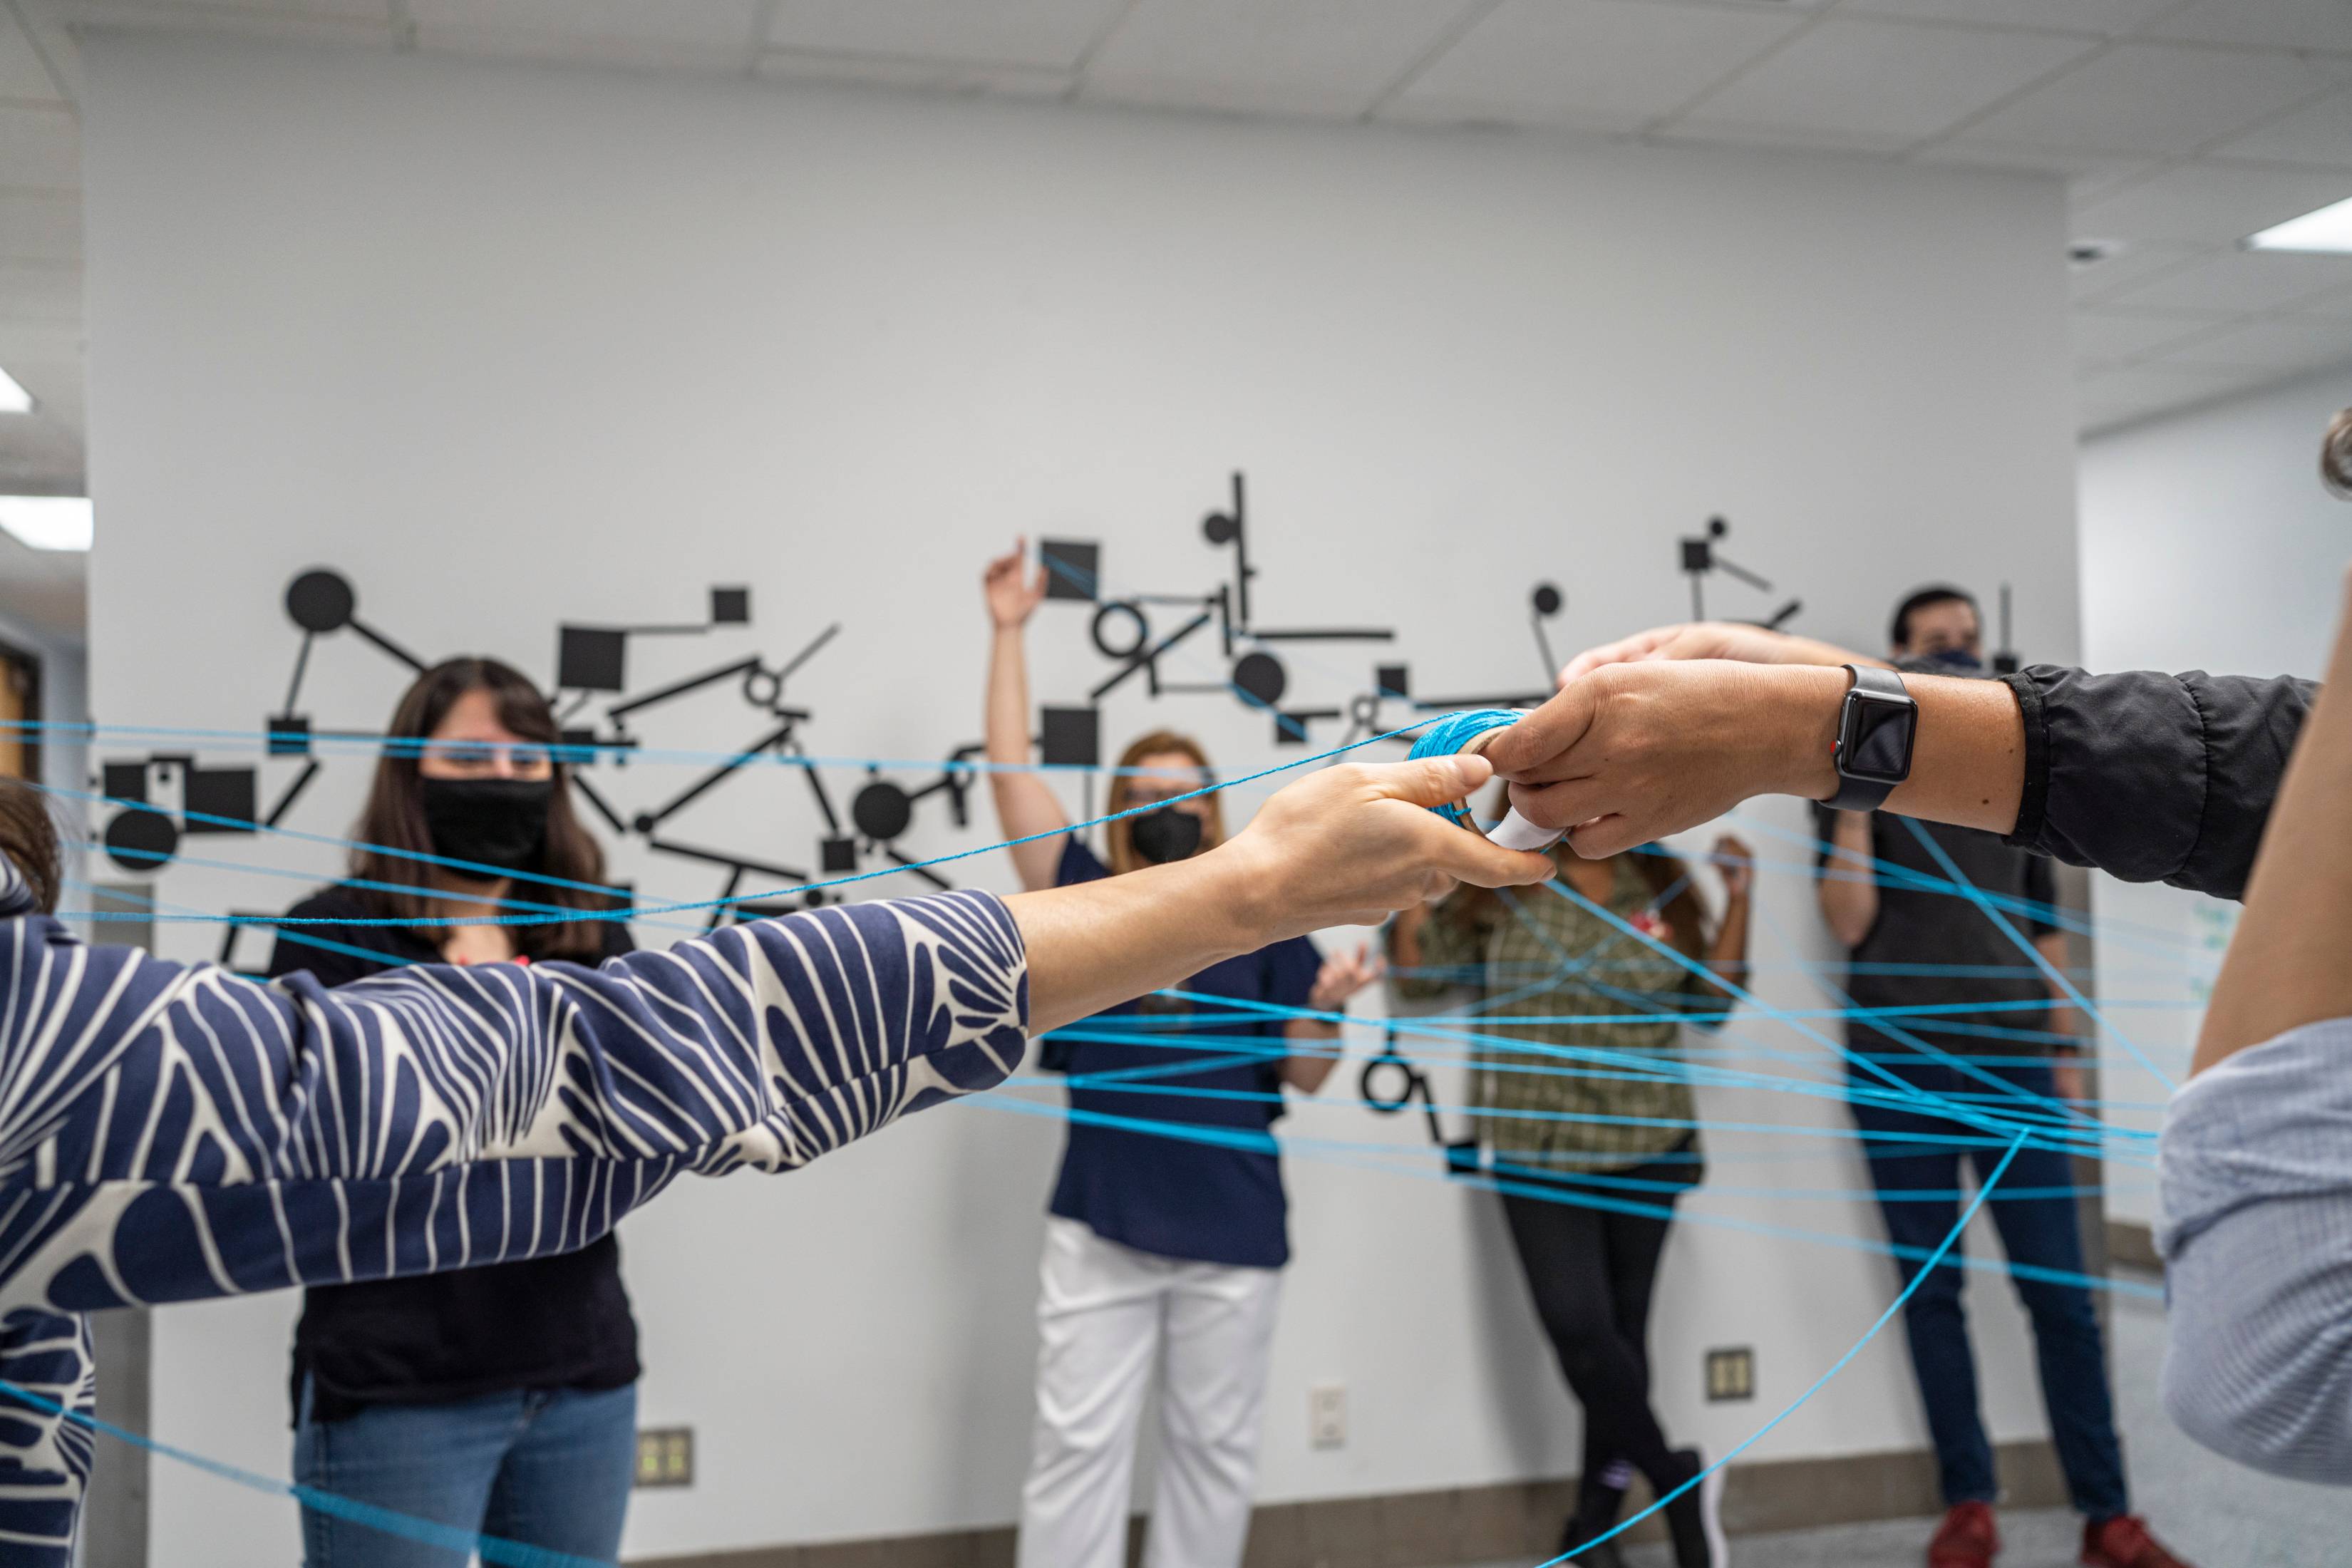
[1309,1383,1347,1449]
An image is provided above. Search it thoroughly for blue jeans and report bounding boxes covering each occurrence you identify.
[294,1381,637,1567]
[1848,1055,2128,1520]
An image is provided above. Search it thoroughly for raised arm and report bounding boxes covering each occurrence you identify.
[1704,833,1752,989]
[1817,810,1879,949]
[983,538,1070,892]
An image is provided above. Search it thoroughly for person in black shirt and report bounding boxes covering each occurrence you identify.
[264,656,641,1568]
[1812,590,2190,1568]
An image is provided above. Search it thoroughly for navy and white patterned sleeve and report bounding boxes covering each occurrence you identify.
[0,864,1026,1559]
[2159,1016,2352,1485]
[0,881,1029,1319]
[0,1309,92,1566]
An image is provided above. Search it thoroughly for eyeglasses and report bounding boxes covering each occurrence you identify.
[413,741,554,773]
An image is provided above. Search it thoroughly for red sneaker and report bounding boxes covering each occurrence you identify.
[2081,1515,2194,1568]
[1929,1502,2000,1568]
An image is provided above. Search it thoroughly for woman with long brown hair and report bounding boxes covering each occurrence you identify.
[982,540,1380,1568]
[0,736,1551,1566]
[264,656,641,1568]
[1390,792,1750,1568]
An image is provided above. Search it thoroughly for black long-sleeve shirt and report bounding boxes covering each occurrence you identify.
[2000,666,2316,902]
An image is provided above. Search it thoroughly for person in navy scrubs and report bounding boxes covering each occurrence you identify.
[981,541,1379,1568]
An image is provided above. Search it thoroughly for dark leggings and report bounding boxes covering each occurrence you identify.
[1500,1157,1686,1501]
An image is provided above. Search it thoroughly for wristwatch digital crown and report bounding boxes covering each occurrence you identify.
[1827,664,1917,813]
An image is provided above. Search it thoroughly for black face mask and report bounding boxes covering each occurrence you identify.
[1898,649,1985,676]
[1128,805,1204,866]
[420,776,554,875]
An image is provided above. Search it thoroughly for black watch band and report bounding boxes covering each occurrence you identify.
[1827,664,1916,813]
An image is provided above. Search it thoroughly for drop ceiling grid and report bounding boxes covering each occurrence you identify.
[5,0,2352,495]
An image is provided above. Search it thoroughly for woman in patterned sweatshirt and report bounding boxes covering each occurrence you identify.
[0,751,1552,1564]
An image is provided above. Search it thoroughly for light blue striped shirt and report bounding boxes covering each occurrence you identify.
[2160,1016,2352,1486]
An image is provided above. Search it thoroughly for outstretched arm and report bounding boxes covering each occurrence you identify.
[0,755,1546,1319]
[1490,623,2311,899]
[982,538,1069,892]
[1483,657,2026,856]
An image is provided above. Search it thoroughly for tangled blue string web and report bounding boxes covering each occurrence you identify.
[0,709,2193,1566]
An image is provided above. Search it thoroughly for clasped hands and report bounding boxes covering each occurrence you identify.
[1480,620,1889,857]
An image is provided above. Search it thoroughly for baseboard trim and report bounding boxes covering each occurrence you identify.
[2106,1219,2161,1274]
[629,1439,2066,1568]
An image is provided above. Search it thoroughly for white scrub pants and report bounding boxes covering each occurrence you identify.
[1016,1217,1284,1568]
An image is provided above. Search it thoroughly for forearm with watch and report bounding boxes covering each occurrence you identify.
[1783,663,2028,830]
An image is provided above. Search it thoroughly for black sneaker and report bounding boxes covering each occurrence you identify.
[1660,1448,1728,1568]
[1554,1512,1629,1567]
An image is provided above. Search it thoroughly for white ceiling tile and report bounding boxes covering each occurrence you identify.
[763,0,1127,72]
[54,0,389,18]
[1681,18,2096,144]
[2099,247,2352,311]
[0,9,68,104]
[1386,0,1803,133]
[2152,0,2352,53]
[0,191,77,262]
[1843,0,2180,33]
[1656,120,1910,157]
[2157,312,2352,371]
[409,0,763,58]
[1955,42,2337,155]
[2073,160,2352,243]
[2296,286,2352,318]
[1913,140,2160,189]
[758,50,1071,99]
[51,1,396,47]
[2210,89,2352,169]
[0,105,76,190]
[2070,305,2232,363]
[1082,0,1486,121]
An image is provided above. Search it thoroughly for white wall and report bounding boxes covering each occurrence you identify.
[2078,367,2352,1227]
[79,34,2084,1564]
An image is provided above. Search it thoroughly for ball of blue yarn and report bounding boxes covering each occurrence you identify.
[1405,708,1525,825]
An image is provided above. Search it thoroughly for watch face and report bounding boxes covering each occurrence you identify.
[1842,694,1915,782]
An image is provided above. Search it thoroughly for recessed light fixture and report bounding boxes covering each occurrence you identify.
[0,366,30,414]
[0,496,93,552]
[2247,195,2352,254]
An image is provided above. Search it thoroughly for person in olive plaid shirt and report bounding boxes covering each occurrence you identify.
[1390,826,1750,1568]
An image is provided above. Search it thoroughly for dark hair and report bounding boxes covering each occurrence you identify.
[351,657,617,959]
[0,778,60,914]
[2325,408,2352,498]
[1889,585,1979,650]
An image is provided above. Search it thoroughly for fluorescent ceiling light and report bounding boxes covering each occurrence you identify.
[0,366,29,414]
[2247,195,2352,254]
[0,496,92,552]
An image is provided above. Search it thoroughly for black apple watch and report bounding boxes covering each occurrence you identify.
[1827,664,1916,812]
